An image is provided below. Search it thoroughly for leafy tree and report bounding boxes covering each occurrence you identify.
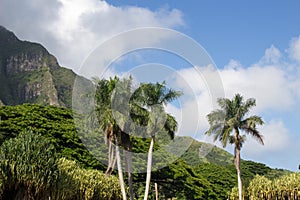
[0,104,105,170]
[205,94,264,200]
[132,82,182,200]
[194,163,236,200]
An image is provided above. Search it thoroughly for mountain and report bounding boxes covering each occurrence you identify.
[0,25,86,108]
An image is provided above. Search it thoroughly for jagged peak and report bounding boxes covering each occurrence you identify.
[0,25,20,44]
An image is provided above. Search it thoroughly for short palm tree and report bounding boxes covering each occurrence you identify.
[205,94,264,200]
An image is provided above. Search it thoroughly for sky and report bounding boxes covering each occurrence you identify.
[0,0,300,171]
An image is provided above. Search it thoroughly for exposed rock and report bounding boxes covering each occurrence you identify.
[0,25,84,108]
[5,52,45,75]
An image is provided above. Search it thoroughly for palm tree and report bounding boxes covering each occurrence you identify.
[94,77,127,200]
[111,77,135,200]
[132,82,181,200]
[95,76,140,200]
[205,94,264,200]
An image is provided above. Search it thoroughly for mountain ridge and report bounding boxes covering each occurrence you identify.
[0,25,85,108]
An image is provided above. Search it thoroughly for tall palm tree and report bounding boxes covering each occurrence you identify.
[95,76,138,200]
[132,82,181,200]
[111,77,135,200]
[94,77,127,200]
[205,94,264,200]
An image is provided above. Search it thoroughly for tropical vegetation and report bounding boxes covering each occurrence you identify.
[0,94,295,199]
[228,173,300,199]
[0,130,122,200]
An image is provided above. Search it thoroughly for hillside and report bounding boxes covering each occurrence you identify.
[0,25,87,108]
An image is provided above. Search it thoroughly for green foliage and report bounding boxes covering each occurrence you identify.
[180,138,234,166]
[0,104,106,170]
[247,175,273,200]
[0,104,291,199]
[134,160,213,200]
[194,163,236,199]
[51,67,79,108]
[57,158,123,200]
[228,173,300,200]
[206,94,264,148]
[228,187,240,200]
[0,130,122,200]
[0,130,59,199]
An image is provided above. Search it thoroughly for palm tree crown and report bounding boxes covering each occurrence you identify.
[206,93,264,148]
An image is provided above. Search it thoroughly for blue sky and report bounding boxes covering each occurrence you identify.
[107,0,300,68]
[0,0,300,171]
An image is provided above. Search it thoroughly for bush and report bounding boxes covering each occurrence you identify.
[0,130,123,200]
[0,130,59,199]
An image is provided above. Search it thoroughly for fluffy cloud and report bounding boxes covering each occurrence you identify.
[221,62,295,112]
[260,45,281,64]
[288,35,300,62]
[241,120,300,170]
[0,0,184,72]
[244,120,290,154]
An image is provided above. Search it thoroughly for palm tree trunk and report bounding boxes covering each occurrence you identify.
[124,143,134,200]
[236,158,242,200]
[155,182,159,200]
[115,135,127,200]
[106,139,115,176]
[144,136,155,200]
[234,128,243,200]
[128,151,134,200]
[122,131,134,200]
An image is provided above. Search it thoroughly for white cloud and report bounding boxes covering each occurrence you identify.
[220,63,295,112]
[244,120,290,154]
[260,45,281,64]
[241,120,300,170]
[0,0,184,72]
[288,35,300,62]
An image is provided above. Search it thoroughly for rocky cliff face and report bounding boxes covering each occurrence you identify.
[0,26,80,108]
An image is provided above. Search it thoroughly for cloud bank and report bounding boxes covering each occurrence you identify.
[0,0,184,71]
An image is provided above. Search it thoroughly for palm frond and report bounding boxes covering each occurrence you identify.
[206,94,264,149]
[164,114,177,140]
[242,127,264,145]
